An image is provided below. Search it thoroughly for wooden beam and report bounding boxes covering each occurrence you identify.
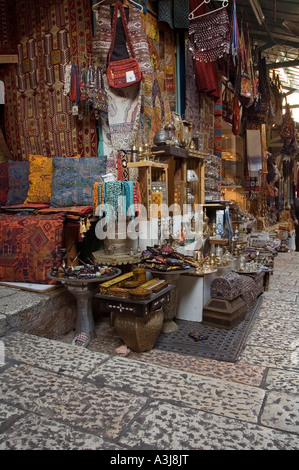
[266,59,299,69]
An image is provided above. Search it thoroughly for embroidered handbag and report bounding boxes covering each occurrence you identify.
[92,67,108,119]
[107,1,141,89]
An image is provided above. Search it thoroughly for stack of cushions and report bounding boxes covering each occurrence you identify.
[25,155,54,204]
[1,154,107,208]
[0,154,107,283]
[0,213,65,284]
[6,160,29,206]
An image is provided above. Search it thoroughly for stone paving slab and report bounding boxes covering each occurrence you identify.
[118,400,299,450]
[129,349,266,387]
[87,356,265,424]
[261,391,299,434]
[0,403,25,428]
[0,364,147,440]
[240,345,299,369]
[265,369,299,394]
[0,411,122,450]
[2,331,110,380]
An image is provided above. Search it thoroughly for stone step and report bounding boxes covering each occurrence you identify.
[0,285,77,339]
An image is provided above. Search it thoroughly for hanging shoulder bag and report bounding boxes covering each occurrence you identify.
[107,1,141,89]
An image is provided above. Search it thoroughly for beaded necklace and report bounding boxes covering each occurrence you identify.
[189,7,230,63]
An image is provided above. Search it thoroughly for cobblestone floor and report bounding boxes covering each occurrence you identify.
[0,251,298,450]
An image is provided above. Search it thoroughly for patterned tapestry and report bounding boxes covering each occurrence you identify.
[2,0,97,160]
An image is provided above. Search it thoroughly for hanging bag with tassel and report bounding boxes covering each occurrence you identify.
[106,1,141,89]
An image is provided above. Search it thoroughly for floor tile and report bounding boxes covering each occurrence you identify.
[0,413,122,450]
[261,391,299,434]
[3,331,110,379]
[88,356,265,423]
[0,364,147,439]
[129,350,266,387]
[118,400,299,450]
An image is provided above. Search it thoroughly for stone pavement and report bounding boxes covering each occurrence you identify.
[0,252,299,451]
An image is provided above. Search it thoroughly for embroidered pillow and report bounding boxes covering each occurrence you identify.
[25,155,54,204]
[6,160,29,206]
[0,213,65,284]
[0,162,9,206]
[50,156,107,207]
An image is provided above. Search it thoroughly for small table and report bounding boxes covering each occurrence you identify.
[48,268,121,347]
[96,284,175,352]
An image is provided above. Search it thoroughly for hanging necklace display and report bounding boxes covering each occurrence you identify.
[188,0,230,63]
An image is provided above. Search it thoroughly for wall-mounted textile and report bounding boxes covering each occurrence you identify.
[2,0,97,160]
[0,213,65,284]
[0,162,8,206]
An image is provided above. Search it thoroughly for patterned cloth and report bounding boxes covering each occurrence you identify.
[210,272,242,301]
[50,156,107,208]
[158,0,189,30]
[0,162,9,206]
[2,0,97,159]
[0,213,65,284]
[25,155,54,205]
[6,160,29,206]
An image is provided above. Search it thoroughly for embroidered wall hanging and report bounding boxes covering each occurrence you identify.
[2,0,97,160]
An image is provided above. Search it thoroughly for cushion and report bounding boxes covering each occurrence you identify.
[6,160,29,206]
[0,213,65,284]
[0,162,9,206]
[25,155,54,204]
[50,156,107,207]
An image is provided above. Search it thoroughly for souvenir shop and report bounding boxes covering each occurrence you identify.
[0,0,298,350]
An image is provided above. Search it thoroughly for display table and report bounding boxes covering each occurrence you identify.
[48,269,121,347]
[176,269,218,322]
[95,284,175,352]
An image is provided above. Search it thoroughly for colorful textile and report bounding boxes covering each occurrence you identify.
[25,155,54,204]
[0,213,65,284]
[92,4,153,74]
[2,0,97,159]
[107,78,142,151]
[6,160,29,206]
[93,180,141,220]
[0,162,9,206]
[50,156,107,207]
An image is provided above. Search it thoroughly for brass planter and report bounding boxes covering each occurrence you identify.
[112,309,164,352]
